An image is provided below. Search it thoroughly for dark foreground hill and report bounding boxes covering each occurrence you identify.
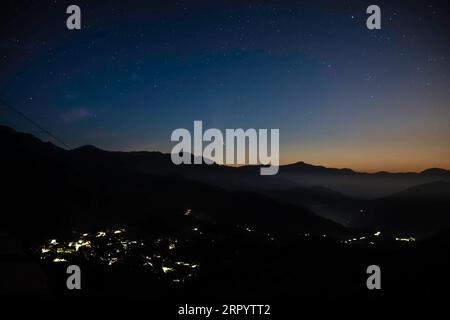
[353,181,450,236]
[1,125,450,309]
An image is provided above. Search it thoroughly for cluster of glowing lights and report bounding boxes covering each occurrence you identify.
[38,229,139,266]
[36,228,200,284]
[340,236,370,244]
[340,231,416,246]
[395,237,416,242]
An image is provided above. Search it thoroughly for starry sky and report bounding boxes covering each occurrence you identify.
[0,0,449,172]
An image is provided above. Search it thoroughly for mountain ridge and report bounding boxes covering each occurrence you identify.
[2,124,450,236]
[2,124,448,176]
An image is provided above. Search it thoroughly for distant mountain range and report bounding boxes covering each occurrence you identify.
[0,125,345,241]
[1,124,449,238]
[275,161,450,198]
[68,138,450,199]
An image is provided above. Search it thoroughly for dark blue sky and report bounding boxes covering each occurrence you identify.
[0,0,449,171]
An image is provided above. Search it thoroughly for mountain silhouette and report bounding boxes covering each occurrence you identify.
[5,124,448,198]
[281,161,356,174]
[276,162,450,198]
[2,124,450,305]
[388,181,450,199]
[351,181,450,236]
[2,124,450,237]
[0,124,345,241]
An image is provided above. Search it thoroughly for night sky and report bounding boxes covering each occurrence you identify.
[0,0,449,172]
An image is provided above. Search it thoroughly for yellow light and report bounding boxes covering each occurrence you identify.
[162,266,175,273]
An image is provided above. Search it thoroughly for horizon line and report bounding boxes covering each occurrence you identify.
[2,123,449,174]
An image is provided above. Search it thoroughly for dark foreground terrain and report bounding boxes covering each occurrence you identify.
[1,125,449,315]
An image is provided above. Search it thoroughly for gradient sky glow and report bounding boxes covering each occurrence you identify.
[0,0,449,172]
